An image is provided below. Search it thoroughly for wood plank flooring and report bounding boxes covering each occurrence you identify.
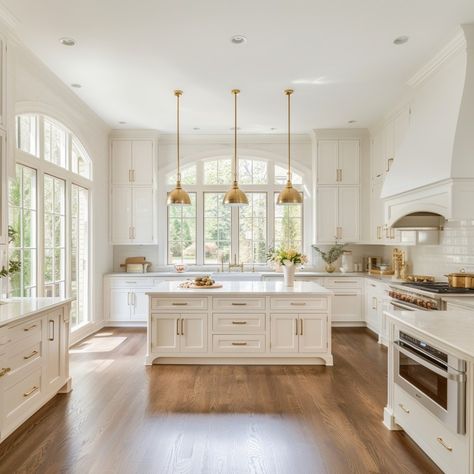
[0,327,441,474]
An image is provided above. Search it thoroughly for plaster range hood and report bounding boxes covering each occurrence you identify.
[382,24,474,233]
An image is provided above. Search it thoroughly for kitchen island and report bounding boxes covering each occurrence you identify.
[383,309,474,474]
[146,281,333,366]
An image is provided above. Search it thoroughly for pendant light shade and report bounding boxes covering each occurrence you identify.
[167,90,191,206]
[277,89,303,205]
[223,89,248,206]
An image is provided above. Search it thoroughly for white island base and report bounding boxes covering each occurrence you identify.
[146,281,333,366]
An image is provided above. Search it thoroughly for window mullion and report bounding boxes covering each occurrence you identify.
[231,206,239,264]
[37,170,45,297]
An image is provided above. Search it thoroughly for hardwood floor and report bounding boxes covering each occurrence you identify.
[0,327,441,474]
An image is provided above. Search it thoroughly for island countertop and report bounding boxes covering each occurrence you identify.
[385,309,474,360]
[0,297,74,327]
[146,280,333,296]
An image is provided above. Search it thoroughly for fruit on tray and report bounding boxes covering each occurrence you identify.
[193,275,215,287]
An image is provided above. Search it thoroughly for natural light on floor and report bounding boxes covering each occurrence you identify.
[70,334,127,353]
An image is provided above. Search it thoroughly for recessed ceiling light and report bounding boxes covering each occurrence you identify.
[348,120,357,124]
[70,83,82,88]
[231,35,247,45]
[393,35,409,45]
[118,121,127,125]
[59,37,76,46]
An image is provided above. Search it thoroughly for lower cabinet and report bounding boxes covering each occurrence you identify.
[332,291,363,325]
[270,314,328,353]
[365,279,389,341]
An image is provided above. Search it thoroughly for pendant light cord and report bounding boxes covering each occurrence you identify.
[233,89,239,182]
[286,89,293,182]
[175,90,182,183]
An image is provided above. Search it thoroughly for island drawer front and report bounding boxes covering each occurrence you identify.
[270,298,328,311]
[212,334,265,353]
[212,298,266,311]
[6,339,42,375]
[324,277,362,289]
[212,313,265,333]
[4,368,42,420]
[6,318,43,346]
[393,384,468,474]
[108,277,154,288]
[150,297,208,311]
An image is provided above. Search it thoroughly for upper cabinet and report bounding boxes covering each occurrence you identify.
[110,136,157,244]
[317,139,359,185]
[111,139,154,186]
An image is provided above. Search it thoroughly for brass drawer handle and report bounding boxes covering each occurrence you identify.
[172,302,188,306]
[231,302,247,306]
[23,385,39,397]
[291,302,306,306]
[232,321,247,325]
[0,367,11,377]
[436,437,453,452]
[23,324,38,332]
[231,342,248,346]
[334,281,357,284]
[398,403,410,414]
[24,350,39,360]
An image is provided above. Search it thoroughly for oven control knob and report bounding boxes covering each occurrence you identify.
[426,302,432,309]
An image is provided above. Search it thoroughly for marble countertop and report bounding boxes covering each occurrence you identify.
[107,271,376,278]
[0,297,74,328]
[147,280,333,296]
[385,309,474,360]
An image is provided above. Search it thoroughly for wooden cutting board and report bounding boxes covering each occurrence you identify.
[120,257,150,267]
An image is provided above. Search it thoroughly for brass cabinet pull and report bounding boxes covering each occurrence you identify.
[334,281,357,284]
[339,169,343,182]
[300,319,304,336]
[376,226,382,240]
[176,319,180,336]
[231,342,247,346]
[291,302,306,306]
[24,350,39,360]
[181,318,184,336]
[0,367,11,377]
[295,319,298,336]
[49,319,55,341]
[23,324,37,332]
[172,302,188,306]
[232,321,247,325]
[372,297,378,310]
[23,386,39,398]
[436,437,453,452]
[231,302,247,306]
[398,403,410,414]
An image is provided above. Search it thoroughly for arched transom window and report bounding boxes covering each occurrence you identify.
[166,156,304,266]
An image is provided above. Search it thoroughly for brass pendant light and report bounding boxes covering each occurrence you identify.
[223,89,248,206]
[277,89,303,205]
[167,90,191,206]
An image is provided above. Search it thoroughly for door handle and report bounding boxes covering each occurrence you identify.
[372,297,377,310]
[23,386,39,398]
[398,403,410,414]
[231,302,247,306]
[24,350,39,360]
[291,302,306,306]
[231,342,248,346]
[176,318,180,336]
[295,318,298,336]
[49,319,55,341]
[172,302,188,306]
[0,367,11,377]
[300,319,304,336]
[181,318,184,336]
[23,324,37,332]
[232,321,247,325]
[436,437,453,452]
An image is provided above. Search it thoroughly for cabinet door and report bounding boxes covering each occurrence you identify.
[131,140,154,185]
[332,291,362,322]
[132,187,154,243]
[393,106,410,167]
[180,314,207,353]
[371,132,385,181]
[151,314,179,353]
[338,140,360,185]
[317,140,338,184]
[45,310,63,393]
[111,140,132,185]
[338,186,359,242]
[365,283,380,333]
[299,314,327,353]
[270,314,298,353]
[384,120,395,166]
[316,186,338,243]
[111,186,132,243]
[109,289,131,320]
[130,290,149,321]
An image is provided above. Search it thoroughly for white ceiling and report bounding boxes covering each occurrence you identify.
[2,0,474,132]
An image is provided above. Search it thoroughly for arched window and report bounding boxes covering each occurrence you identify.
[10,113,92,329]
[166,156,305,266]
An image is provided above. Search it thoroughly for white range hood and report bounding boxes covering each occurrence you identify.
[382,23,474,229]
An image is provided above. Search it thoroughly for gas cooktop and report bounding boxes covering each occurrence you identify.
[401,282,474,294]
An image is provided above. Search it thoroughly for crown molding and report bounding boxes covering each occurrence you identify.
[407,30,466,88]
[157,132,312,145]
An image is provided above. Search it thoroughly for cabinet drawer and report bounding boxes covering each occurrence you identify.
[108,277,154,288]
[212,313,265,333]
[270,298,327,311]
[394,384,469,474]
[4,368,42,419]
[324,277,361,289]
[5,318,42,346]
[212,298,265,311]
[212,334,265,353]
[151,297,208,311]
[7,340,42,375]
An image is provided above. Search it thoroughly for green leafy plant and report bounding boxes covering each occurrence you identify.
[0,226,21,278]
[312,242,347,264]
[267,247,308,267]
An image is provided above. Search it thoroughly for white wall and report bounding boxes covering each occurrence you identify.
[2,26,112,329]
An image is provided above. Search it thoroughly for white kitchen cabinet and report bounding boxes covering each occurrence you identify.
[151,314,179,352]
[108,287,151,323]
[317,186,359,242]
[371,131,385,182]
[45,309,64,394]
[111,186,133,243]
[130,290,150,321]
[180,315,207,353]
[365,279,389,340]
[370,181,400,244]
[270,314,298,353]
[317,139,359,185]
[299,314,327,353]
[332,291,363,324]
[111,139,154,185]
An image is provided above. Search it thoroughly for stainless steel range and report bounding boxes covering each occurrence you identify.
[388,281,474,311]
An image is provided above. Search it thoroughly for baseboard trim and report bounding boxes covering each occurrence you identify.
[102,321,147,328]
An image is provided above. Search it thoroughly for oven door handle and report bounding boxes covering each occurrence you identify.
[390,301,423,311]
[394,341,466,382]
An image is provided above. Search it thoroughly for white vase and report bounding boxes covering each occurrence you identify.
[283,264,296,287]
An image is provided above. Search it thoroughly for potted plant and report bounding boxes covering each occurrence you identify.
[267,247,308,286]
[312,242,347,273]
